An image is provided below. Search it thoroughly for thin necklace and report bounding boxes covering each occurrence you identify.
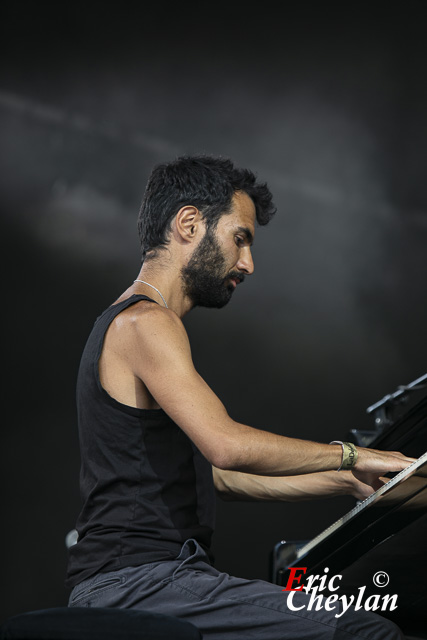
[133,279,168,309]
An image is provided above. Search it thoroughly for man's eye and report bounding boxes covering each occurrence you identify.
[235,236,244,247]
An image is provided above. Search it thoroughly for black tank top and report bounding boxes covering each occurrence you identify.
[66,295,215,587]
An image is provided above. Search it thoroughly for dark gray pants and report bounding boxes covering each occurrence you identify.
[68,539,404,639]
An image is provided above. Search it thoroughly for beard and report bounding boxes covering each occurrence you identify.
[181,228,244,308]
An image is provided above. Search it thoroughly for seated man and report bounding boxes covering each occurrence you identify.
[66,155,411,639]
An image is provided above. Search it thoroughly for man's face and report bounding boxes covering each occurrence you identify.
[181,191,255,308]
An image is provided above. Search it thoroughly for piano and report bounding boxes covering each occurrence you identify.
[272,377,427,638]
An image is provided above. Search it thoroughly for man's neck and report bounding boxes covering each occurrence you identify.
[131,261,193,318]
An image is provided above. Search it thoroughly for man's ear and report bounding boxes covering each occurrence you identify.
[175,205,203,243]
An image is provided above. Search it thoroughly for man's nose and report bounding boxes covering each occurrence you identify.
[237,247,254,275]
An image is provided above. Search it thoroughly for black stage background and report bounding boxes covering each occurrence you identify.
[1,2,426,623]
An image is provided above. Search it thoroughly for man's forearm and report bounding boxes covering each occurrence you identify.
[213,467,358,502]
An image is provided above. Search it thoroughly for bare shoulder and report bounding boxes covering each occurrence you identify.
[114,298,183,328]
[107,299,190,360]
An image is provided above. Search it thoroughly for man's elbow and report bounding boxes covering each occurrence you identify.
[206,440,243,472]
[197,420,248,470]
[208,449,234,471]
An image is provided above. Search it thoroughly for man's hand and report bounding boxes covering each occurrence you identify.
[351,448,415,493]
[349,474,389,500]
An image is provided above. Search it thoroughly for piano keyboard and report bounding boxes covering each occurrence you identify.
[295,449,427,561]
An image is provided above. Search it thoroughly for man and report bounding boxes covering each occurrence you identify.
[67,156,412,638]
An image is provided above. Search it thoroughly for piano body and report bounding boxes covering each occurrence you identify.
[272,380,427,638]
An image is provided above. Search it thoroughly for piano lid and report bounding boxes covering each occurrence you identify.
[351,376,427,455]
[367,395,427,458]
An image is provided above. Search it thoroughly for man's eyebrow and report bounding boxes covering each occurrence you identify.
[236,226,254,245]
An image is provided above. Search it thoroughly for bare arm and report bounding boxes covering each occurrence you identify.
[121,306,414,481]
[213,467,384,502]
